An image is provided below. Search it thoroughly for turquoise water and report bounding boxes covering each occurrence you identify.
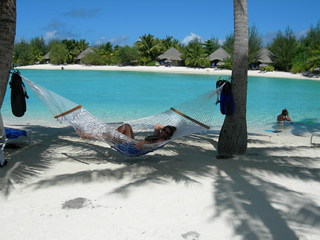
[2,69,320,133]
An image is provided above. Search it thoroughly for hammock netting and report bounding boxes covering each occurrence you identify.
[22,76,221,157]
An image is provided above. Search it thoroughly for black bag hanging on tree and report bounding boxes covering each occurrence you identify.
[9,72,29,117]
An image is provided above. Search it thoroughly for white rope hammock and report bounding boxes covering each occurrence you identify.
[22,75,222,157]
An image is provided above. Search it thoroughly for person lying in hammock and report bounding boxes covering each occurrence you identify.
[116,123,176,149]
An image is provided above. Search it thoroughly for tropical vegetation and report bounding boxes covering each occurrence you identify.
[12,21,320,74]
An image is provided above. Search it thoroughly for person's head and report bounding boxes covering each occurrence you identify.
[282,109,288,116]
[160,125,176,139]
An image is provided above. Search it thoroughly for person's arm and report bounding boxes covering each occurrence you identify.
[136,138,164,149]
[153,123,164,136]
[285,111,291,121]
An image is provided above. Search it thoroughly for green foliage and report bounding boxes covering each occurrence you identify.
[161,36,181,50]
[114,45,140,66]
[307,44,320,71]
[13,40,33,65]
[135,34,163,64]
[222,33,234,55]
[11,21,320,73]
[145,61,157,66]
[268,27,298,71]
[203,38,220,55]
[61,39,89,64]
[50,42,68,65]
[81,51,104,65]
[183,39,210,68]
[260,65,274,71]
[223,26,263,67]
[95,42,114,65]
[290,51,309,73]
[222,57,233,69]
[248,25,263,65]
[30,37,46,63]
[300,21,320,50]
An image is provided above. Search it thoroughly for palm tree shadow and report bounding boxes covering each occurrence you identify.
[213,141,320,240]
[1,127,320,240]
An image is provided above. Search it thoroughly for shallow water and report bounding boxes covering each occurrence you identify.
[2,69,320,134]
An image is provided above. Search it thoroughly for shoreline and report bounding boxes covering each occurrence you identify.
[17,64,320,81]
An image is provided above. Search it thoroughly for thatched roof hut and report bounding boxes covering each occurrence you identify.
[42,51,51,62]
[158,47,183,61]
[76,47,94,60]
[209,47,231,62]
[256,48,273,64]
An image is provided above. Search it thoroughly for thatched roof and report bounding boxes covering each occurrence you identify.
[42,51,51,60]
[209,47,231,61]
[157,47,182,61]
[256,48,273,63]
[76,47,94,59]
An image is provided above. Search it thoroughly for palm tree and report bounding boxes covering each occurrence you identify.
[218,0,248,157]
[0,0,16,108]
[203,38,220,55]
[183,38,210,68]
[135,34,162,64]
[161,36,180,50]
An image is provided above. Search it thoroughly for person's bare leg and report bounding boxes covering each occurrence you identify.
[116,124,134,139]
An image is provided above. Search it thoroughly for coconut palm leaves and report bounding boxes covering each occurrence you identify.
[183,39,210,68]
[135,34,163,64]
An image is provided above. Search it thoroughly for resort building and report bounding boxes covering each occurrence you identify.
[157,47,184,66]
[208,47,231,67]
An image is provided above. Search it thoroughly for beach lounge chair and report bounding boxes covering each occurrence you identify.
[0,113,8,167]
[310,132,320,145]
[0,113,31,167]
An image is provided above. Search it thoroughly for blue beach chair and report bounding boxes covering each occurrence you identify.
[0,113,31,167]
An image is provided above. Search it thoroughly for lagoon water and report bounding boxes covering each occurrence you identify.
[2,69,320,133]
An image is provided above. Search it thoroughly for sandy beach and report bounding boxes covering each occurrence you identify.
[1,65,320,240]
[16,63,320,81]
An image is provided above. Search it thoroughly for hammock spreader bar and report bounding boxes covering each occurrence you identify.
[170,107,210,129]
[54,105,83,118]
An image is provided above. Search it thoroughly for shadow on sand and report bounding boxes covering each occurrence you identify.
[1,125,320,239]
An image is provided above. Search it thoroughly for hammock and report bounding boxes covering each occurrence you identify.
[22,75,222,157]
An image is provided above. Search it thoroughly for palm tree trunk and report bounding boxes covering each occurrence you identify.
[218,0,248,157]
[0,0,16,109]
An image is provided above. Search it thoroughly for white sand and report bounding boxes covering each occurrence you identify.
[1,65,320,240]
[16,63,320,81]
[1,126,320,240]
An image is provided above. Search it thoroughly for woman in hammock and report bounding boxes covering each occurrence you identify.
[116,123,176,149]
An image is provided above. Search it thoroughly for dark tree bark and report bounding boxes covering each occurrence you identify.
[218,0,248,157]
[0,0,16,108]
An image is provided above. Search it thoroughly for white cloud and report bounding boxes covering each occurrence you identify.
[42,20,79,42]
[109,35,128,46]
[94,35,128,46]
[296,29,308,39]
[181,33,202,45]
[43,31,58,41]
[94,37,107,46]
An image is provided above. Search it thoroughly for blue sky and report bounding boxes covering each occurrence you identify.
[16,0,320,46]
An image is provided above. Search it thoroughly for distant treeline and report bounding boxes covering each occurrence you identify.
[13,23,320,73]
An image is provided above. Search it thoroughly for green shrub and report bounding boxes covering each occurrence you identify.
[146,61,157,66]
[260,65,274,71]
